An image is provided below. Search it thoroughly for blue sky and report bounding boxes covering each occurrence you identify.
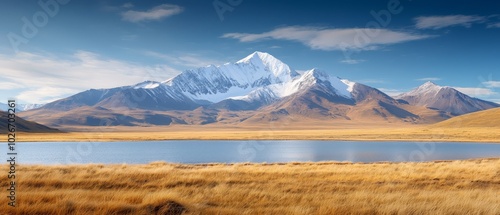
[1,0,500,104]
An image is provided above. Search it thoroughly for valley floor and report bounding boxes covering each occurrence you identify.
[0,159,499,214]
[15,125,500,143]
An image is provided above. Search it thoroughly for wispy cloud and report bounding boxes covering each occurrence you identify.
[143,51,225,68]
[222,26,431,51]
[17,87,80,105]
[416,77,441,81]
[414,15,486,29]
[121,34,138,41]
[121,4,183,23]
[379,88,406,97]
[487,22,500,28]
[340,59,365,64]
[0,82,24,90]
[122,3,134,9]
[355,79,386,84]
[483,81,500,88]
[489,99,500,104]
[454,87,497,97]
[0,51,180,103]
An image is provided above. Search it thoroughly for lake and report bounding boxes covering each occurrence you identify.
[3,141,500,164]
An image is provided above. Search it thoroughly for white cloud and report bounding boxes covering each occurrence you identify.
[379,88,406,97]
[121,34,138,41]
[416,77,441,81]
[487,22,500,28]
[414,15,485,29]
[454,87,497,97]
[17,87,80,104]
[490,99,500,104]
[122,3,134,9]
[483,81,500,88]
[0,51,180,103]
[121,4,183,23]
[143,51,224,68]
[355,79,385,84]
[222,26,431,51]
[340,59,365,64]
[0,82,24,90]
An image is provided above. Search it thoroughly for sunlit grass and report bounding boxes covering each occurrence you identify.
[15,127,500,143]
[1,159,499,214]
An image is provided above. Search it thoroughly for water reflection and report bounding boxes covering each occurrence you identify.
[2,141,499,164]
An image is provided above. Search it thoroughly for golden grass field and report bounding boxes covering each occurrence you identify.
[14,126,500,143]
[0,158,499,215]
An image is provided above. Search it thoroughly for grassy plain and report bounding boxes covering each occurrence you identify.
[14,125,500,143]
[0,158,499,214]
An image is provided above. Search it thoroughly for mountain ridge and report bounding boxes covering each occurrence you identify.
[395,81,499,115]
[0,111,60,133]
[19,52,498,128]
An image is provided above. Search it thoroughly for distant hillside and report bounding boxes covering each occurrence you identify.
[0,111,60,133]
[433,107,500,128]
[395,81,499,116]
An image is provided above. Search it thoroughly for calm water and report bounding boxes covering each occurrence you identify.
[2,141,500,164]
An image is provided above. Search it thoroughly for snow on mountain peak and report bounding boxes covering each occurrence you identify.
[236,51,299,80]
[418,81,443,91]
[341,79,356,92]
[149,52,355,104]
[133,81,161,89]
[398,81,443,98]
[237,51,274,64]
[298,69,353,98]
[303,68,329,80]
[421,81,438,87]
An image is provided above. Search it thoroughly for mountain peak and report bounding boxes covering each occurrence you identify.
[422,81,436,85]
[303,68,329,80]
[421,81,439,87]
[396,81,499,115]
[133,80,160,89]
[236,51,299,81]
[395,81,442,100]
[237,51,274,63]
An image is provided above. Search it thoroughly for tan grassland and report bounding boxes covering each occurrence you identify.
[14,125,500,143]
[0,158,499,214]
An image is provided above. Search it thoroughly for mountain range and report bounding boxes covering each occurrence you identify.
[19,52,499,128]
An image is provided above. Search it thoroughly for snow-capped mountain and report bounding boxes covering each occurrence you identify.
[395,81,499,115]
[226,69,353,105]
[144,51,303,104]
[395,81,443,106]
[40,52,356,112]
[18,52,498,127]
